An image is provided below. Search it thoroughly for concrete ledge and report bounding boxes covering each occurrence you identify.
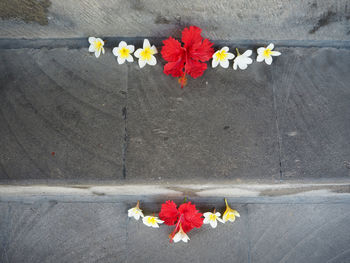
[0,0,349,40]
[1,183,349,200]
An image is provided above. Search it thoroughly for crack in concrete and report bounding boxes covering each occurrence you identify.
[122,65,129,179]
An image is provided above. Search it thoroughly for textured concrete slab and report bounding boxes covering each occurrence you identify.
[0,197,349,263]
[249,203,350,263]
[0,0,349,40]
[0,48,126,180]
[0,202,127,263]
[126,62,280,182]
[272,48,350,180]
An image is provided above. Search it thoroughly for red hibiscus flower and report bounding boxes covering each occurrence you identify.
[161,26,214,88]
[159,200,203,242]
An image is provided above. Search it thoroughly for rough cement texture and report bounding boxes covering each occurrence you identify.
[1,47,350,182]
[126,61,280,182]
[0,48,126,180]
[0,0,349,40]
[273,47,350,179]
[0,197,349,263]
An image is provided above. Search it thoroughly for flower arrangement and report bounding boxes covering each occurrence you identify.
[88,26,281,88]
[128,198,240,243]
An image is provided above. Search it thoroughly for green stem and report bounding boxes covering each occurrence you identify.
[236,48,240,56]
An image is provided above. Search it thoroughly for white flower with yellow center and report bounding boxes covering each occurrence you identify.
[256,43,281,65]
[212,47,235,68]
[142,216,164,228]
[203,210,224,228]
[112,41,135,64]
[233,48,253,70]
[134,39,158,68]
[88,37,105,58]
[128,201,144,220]
[223,198,240,223]
[173,225,190,243]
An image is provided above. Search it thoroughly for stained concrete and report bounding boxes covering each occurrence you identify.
[0,196,349,263]
[0,0,349,40]
[0,0,51,25]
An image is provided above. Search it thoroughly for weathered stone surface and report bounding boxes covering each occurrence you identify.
[249,203,350,263]
[272,48,350,179]
[0,202,127,263]
[1,197,349,263]
[0,0,349,40]
[0,49,126,180]
[126,62,280,182]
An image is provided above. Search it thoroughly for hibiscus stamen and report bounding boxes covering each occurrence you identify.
[178,72,187,89]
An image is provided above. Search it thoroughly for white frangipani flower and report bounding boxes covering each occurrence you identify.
[112,41,135,64]
[173,225,190,243]
[212,47,235,68]
[142,216,164,228]
[256,43,281,65]
[233,48,253,70]
[203,210,224,228]
[134,39,158,68]
[88,37,105,58]
[128,201,144,220]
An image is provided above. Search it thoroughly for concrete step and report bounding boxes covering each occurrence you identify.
[0,0,349,41]
[0,44,350,183]
[1,186,350,263]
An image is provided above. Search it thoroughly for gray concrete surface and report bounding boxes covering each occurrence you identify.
[1,194,349,263]
[0,0,349,40]
[1,46,350,182]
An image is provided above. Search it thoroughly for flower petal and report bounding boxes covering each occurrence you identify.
[134,49,142,58]
[147,55,157,66]
[95,49,101,58]
[245,57,253,64]
[143,39,151,49]
[151,45,158,55]
[243,49,252,57]
[227,53,235,60]
[233,61,238,70]
[161,37,183,62]
[257,47,265,55]
[185,59,207,79]
[271,51,281,56]
[239,62,248,70]
[139,59,146,68]
[220,59,229,68]
[203,212,211,217]
[119,41,127,48]
[267,43,274,50]
[222,46,229,52]
[127,45,135,53]
[102,47,105,54]
[210,220,218,228]
[89,44,95,52]
[126,55,134,62]
[212,59,219,68]
[117,56,125,64]
[88,37,96,44]
[173,233,181,243]
[256,54,264,62]
[265,56,273,65]
[112,47,119,56]
[203,217,210,224]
